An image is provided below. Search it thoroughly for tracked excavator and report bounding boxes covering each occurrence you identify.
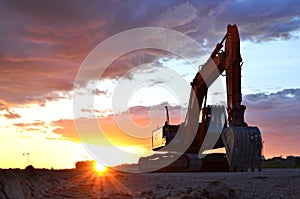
[138,24,262,172]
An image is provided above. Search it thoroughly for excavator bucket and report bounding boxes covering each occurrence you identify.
[222,126,262,171]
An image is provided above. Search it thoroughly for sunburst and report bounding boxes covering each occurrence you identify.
[93,162,108,175]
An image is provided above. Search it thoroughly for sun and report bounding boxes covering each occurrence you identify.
[93,162,108,174]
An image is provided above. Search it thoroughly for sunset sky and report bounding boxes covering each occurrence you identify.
[0,0,300,169]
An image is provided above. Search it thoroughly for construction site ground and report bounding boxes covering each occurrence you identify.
[0,168,299,199]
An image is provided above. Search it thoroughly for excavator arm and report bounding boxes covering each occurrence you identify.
[185,25,246,143]
[184,24,262,171]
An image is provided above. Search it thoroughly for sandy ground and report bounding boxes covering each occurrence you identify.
[0,168,299,199]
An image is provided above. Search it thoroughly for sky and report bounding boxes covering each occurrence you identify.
[0,0,300,169]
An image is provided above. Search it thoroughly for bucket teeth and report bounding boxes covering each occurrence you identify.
[221,126,262,171]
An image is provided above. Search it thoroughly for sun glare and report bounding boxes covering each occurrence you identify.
[94,162,108,174]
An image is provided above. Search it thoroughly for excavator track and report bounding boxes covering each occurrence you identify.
[138,153,202,173]
[222,126,262,171]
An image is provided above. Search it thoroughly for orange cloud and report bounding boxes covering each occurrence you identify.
[3,110,21,119]
[51,119,79,141]
[50,104,184,149]
[51,116,151,148]
[13,121,45,128]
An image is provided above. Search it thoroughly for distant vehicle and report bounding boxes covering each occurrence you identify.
[75,160,95,171]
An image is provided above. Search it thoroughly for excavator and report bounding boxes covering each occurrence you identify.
[138,24,262,172]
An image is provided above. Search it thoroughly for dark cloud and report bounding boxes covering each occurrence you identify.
[244,89,300,156]
[0,59,76,105]
[244,88,300,125]
[229,0,300,42]
[93,89,108,96]
[102,49,171,80]
[0,0,299,108]
[186,0,300,43]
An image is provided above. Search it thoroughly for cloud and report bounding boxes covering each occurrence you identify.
[0,100,9,111]
[51,119,79,141]
[3,110,21,119]
[13,121,46,128]
[244,89,300,157]
[93,89,108,96]
[155,1,199,28]
[101,49,172,81]
[0,100,21,119]
[12,121,47,133]
[50,102,185,145]
[0,0,299,108]
[50,117,152,147]
[244,89,300,126]
[188,0,300,42]
[226,1,300,42]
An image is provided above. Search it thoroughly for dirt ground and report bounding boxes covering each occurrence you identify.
[0,168,299,198]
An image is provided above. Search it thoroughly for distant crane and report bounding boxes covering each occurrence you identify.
[22,152,43,166]
[23,152,30,166]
